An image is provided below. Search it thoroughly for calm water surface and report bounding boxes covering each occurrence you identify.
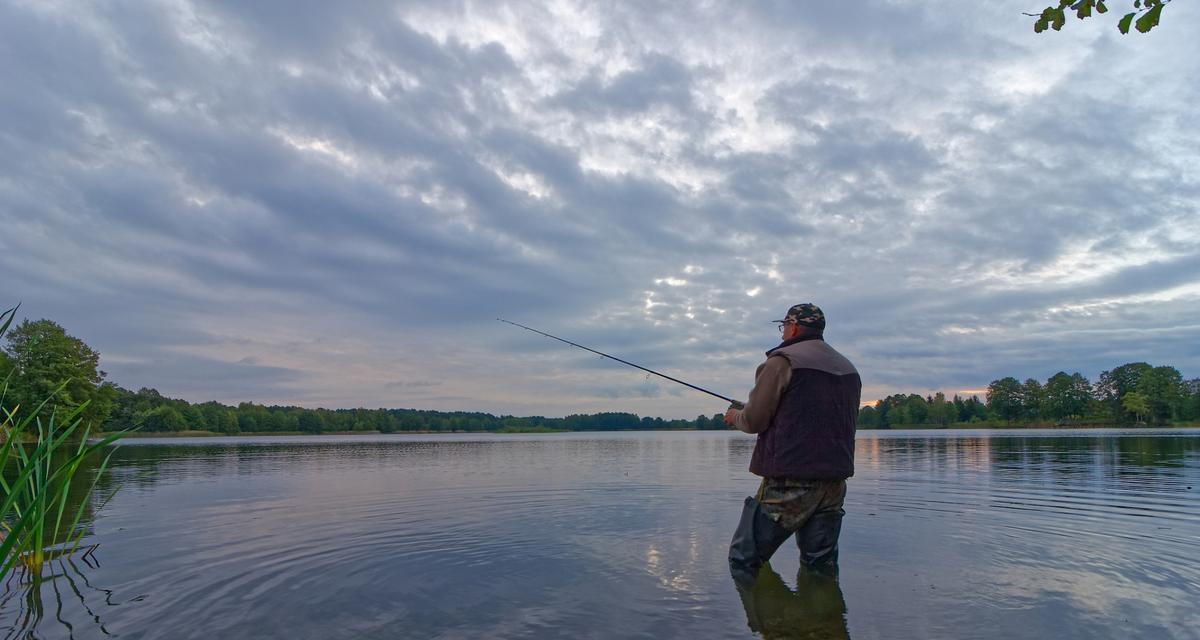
[2,429,1198,639]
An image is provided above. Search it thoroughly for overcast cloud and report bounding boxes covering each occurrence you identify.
[2,0,1197,418]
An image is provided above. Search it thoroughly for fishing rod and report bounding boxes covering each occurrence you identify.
[497,318,744,409]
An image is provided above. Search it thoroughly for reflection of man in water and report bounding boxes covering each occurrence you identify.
[724,303,861,582]
[735,563,851,640]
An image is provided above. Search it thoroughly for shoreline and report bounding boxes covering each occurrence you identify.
[113,428,575,437]
[105,423,1200,438]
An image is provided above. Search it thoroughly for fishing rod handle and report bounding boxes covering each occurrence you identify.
[728,400,745,410]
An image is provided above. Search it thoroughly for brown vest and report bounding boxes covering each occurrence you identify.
[749,338,861,479]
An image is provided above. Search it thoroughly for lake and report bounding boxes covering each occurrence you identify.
[2,429,1198,639]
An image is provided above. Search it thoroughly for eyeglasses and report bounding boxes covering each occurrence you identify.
[777,321,794,334]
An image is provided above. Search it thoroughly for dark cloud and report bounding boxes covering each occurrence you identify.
[384,380,441,389]
[107,352,306,403]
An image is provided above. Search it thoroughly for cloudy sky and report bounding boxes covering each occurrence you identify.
[2,0,1197,418]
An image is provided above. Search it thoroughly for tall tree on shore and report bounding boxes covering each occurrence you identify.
[1043,372,1093,420]
[927,392,958,426]
[1019,379,1045,421]
[1184,379,1200,421]
[1097,363,1153,419]
[962,395,988,422]
[858,404,881,428]
[140,405,187,432]
[1122,391,1151,423]
[1136,366,1186,423]
[987,377,1023,421]
[2,319,112,428]
[297,411,325,434]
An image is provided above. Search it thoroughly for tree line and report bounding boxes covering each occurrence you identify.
[859,365,1200,428]
[3,316,1197,434]
[107,387,722,434]
[0,317,724,434]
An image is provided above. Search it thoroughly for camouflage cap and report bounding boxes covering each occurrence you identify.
[773,303,826,330]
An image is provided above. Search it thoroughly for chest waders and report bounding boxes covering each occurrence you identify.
[728,477,846,585]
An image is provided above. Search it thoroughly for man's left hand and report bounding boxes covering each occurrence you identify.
[724,408,739,426]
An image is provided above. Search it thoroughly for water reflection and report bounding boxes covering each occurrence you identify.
[0,430,1195,639]
[734,564,849,640]
[850,429,1200,640]
[0,451,135,640]
[0,550,145,640]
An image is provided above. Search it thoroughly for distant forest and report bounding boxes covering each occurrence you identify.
[861,364,1200,428]
[3,315,1199,434]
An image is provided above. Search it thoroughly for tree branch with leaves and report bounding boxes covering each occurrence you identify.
[1026,0,1169,34]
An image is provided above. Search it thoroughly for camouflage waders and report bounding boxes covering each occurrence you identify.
[728,477,846,584]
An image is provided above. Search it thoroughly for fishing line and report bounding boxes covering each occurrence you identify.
[498,318,743,409]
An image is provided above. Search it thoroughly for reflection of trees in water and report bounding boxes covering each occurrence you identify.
[857,433,1199,483]
[988,435,1199,484]
[103,442,498,488]
[94,442,375,493]
[735,564,850,640]
[103,437,743,490]
[1,548,145,639]
[856,436,996,474]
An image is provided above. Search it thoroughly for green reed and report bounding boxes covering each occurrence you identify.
[0,304,127,582]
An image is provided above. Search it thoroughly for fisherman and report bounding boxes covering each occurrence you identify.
[724,303,861,582]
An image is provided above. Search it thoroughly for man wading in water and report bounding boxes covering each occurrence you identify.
[724,303,861,583]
